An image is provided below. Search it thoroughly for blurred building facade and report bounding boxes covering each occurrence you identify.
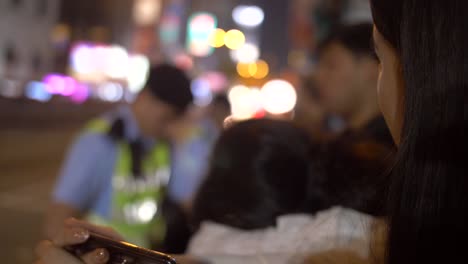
[59,0,133,47]
[55,0,134,73]
[0,0,61,81]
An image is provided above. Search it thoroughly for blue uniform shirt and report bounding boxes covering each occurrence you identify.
[167,118,219,203]
[53,106,148,218]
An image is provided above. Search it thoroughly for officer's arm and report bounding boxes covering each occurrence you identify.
[44,133,110,239]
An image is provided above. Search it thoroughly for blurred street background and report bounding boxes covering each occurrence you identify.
[0,0,372,262]
[0,99,113,263]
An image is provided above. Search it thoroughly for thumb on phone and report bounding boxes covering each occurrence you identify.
[80,248,110,264]
[35,240,109,264]
[64,218,123,241]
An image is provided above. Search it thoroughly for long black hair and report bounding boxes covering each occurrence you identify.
[371,0,467,263]
[192,119,316,230]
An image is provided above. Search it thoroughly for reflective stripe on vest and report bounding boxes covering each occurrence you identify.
[85,118,170,247]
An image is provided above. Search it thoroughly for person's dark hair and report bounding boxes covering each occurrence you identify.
[144,64,193,114]
[317,23,376,60]
[192,119,315,230]
[307,138,392,218]
[371,1,467,263]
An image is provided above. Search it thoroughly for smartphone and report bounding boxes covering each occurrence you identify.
[65,232,177,264]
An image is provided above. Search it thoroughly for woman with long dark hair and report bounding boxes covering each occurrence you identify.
[35,0,467,262]
[371,0,467,263]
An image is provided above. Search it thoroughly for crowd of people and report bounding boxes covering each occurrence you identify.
[35,0,467,263]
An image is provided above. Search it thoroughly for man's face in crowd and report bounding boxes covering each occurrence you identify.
[137,90,179,138]
[315,42,376,116]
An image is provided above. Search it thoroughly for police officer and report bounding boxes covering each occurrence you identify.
[44,64,193,248]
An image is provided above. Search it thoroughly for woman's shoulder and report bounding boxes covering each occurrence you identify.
[187,220,276,255]
[278,207,375,233]
[188,208,377,257]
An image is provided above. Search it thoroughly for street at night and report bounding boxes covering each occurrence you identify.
[2,0,459,263]
[0,99,112,263]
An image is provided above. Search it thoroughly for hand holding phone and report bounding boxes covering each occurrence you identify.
[65,232,177,264]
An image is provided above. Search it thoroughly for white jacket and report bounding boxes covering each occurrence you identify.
[188,207,375,262]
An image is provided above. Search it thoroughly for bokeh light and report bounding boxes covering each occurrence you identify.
[71,43,132,82]
[248,63,258,76]
[232,6,265,28]
[133,0,162,26]
[236,60,269,79]
[230,43,259,63]
[104,45,129,79]
[43,74,76,96]
[70,84,89,104]
[187,12,217,57]
[224,29,245,50]
[261,80,297,115]
[253,60,269,79]
[71,44,95,74]
[98,82,124,102]
[228,85,262,120]
[42,74,89,103]
[236,63,251,78]
[127,55,150,93]
[43,74,64,94]
[209,28,226,48]
[191,78,213,107]
[25,81,52,102]
[61,77,77,96]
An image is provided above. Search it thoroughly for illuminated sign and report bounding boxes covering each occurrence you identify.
[186,12,217,57]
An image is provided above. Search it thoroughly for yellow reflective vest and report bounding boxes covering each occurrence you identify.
[85,118,170,248]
